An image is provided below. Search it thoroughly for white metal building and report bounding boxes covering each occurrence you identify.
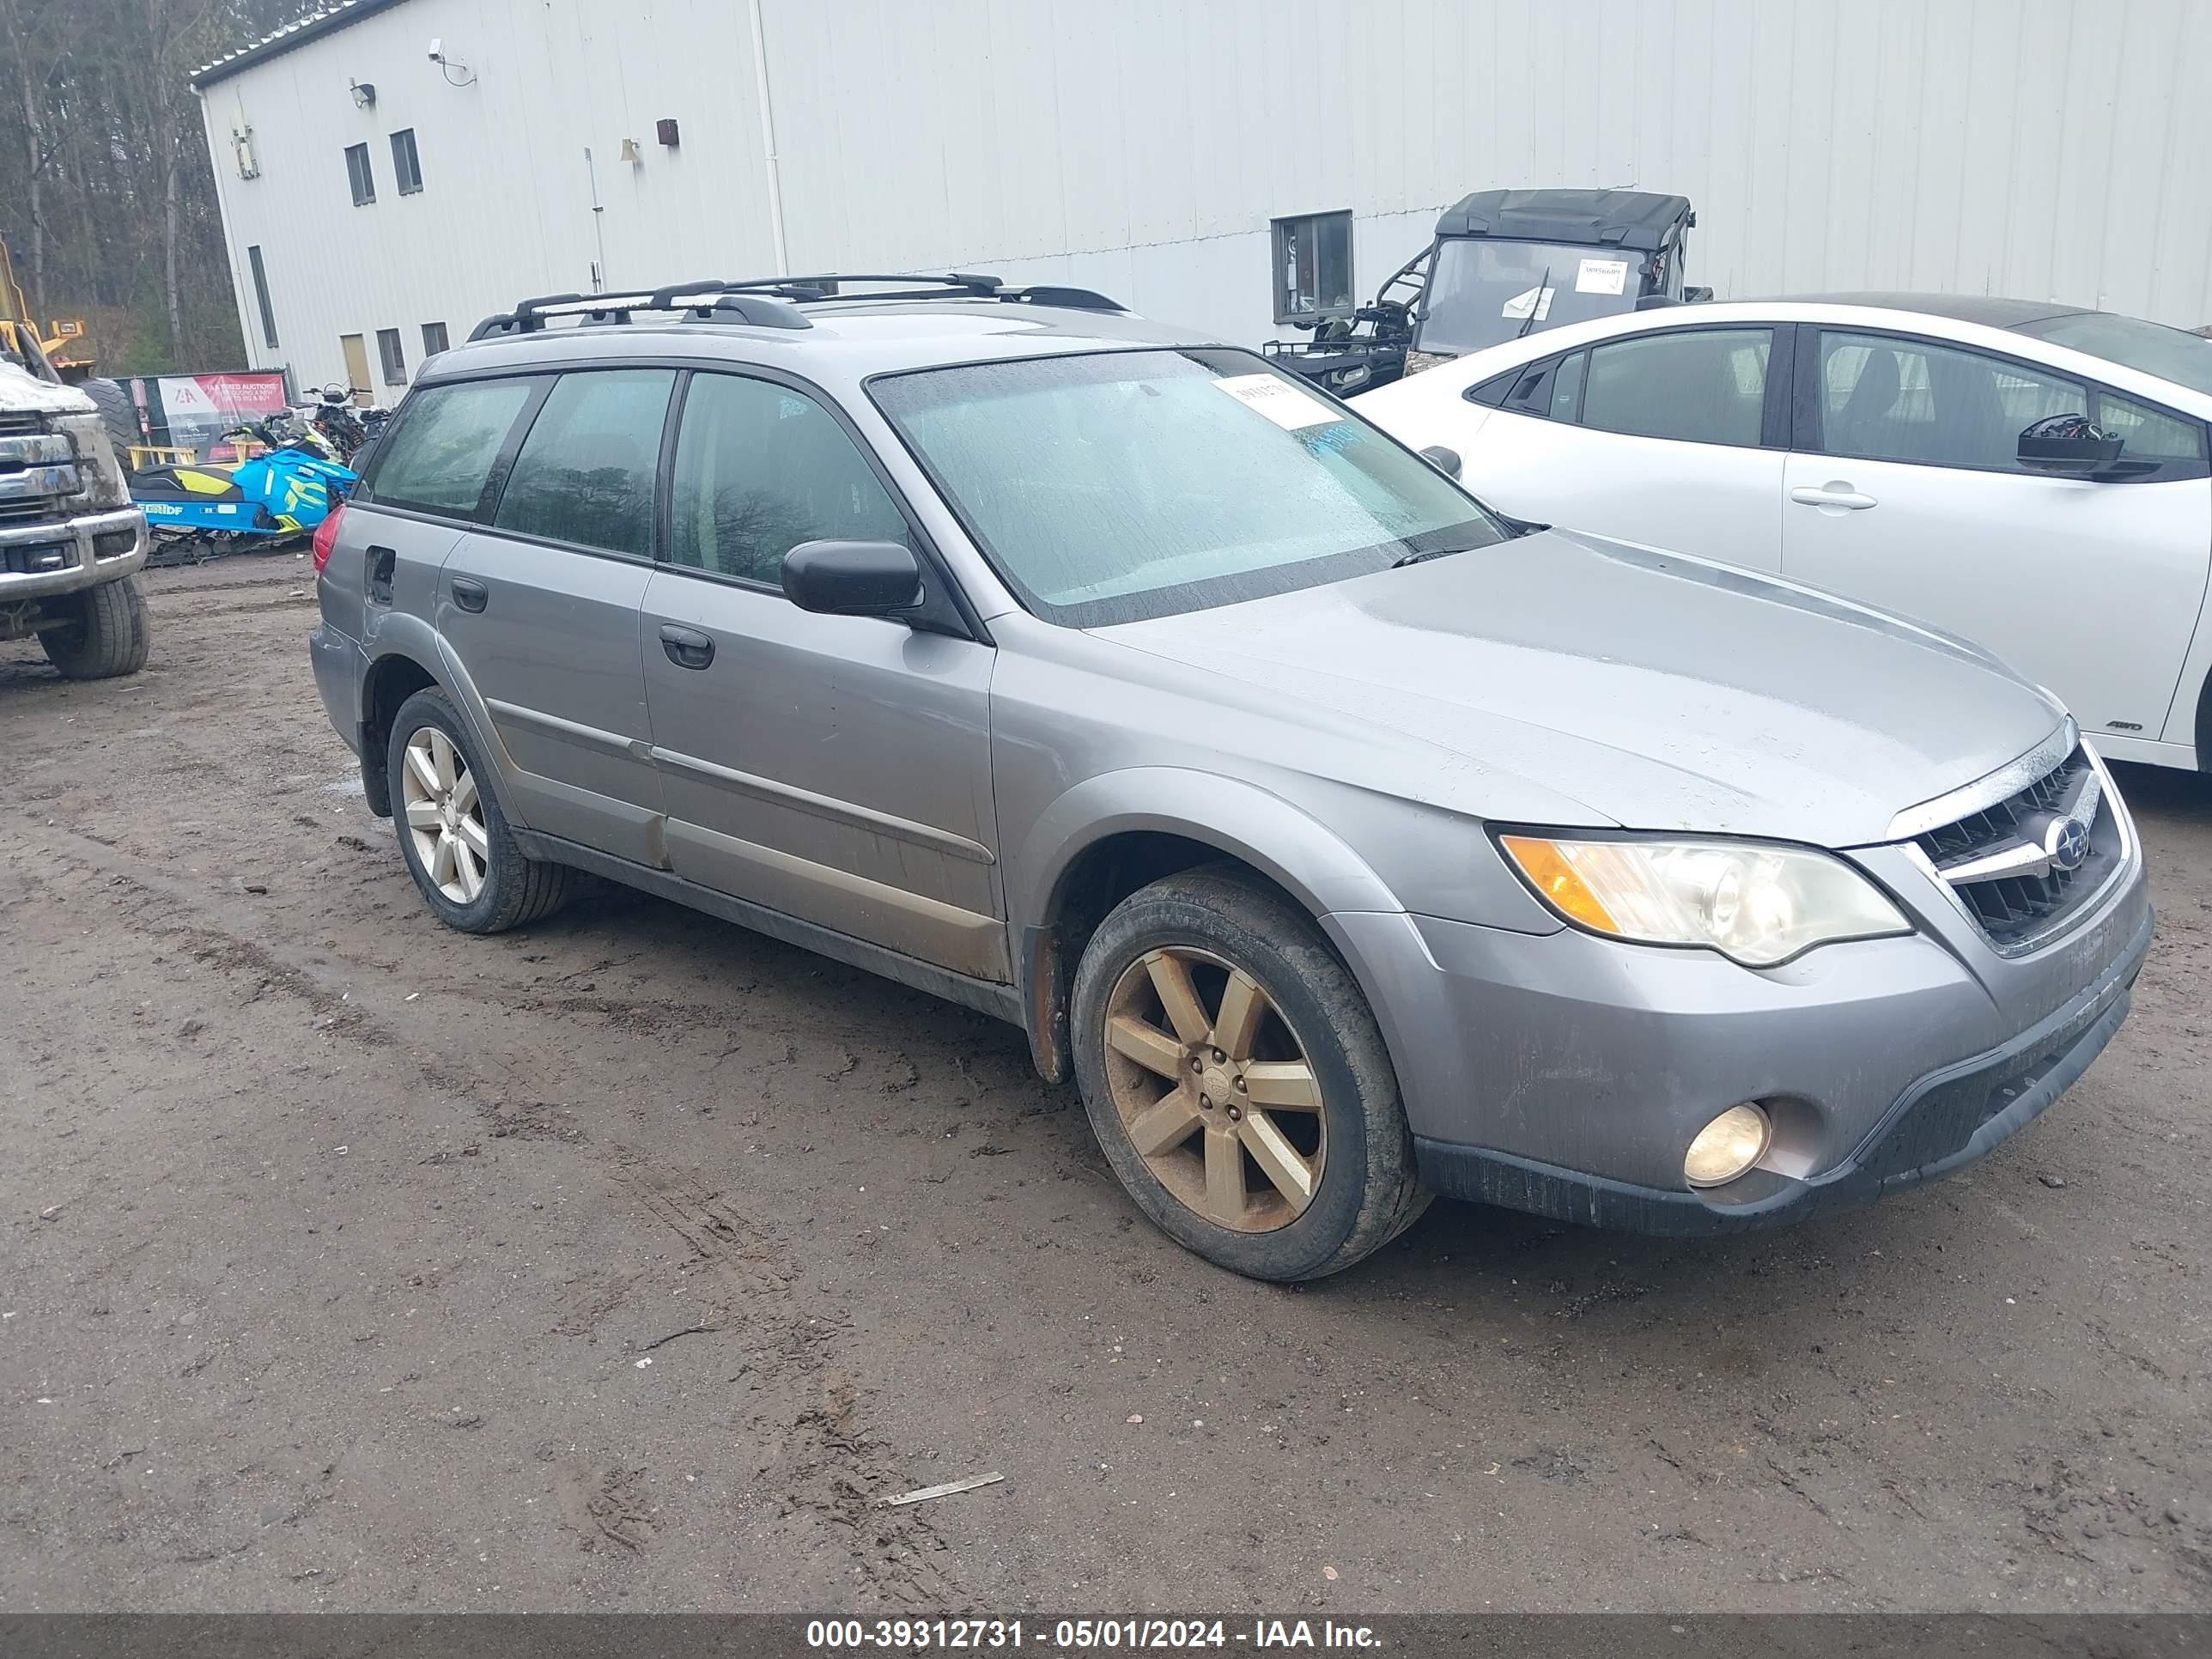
[194,0,2212,395]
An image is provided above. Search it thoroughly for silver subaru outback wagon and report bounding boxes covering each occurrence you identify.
[308,273,2152,1281]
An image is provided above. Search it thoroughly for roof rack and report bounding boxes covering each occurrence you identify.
[467,271,1127,342]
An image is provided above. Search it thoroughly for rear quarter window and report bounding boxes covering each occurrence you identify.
[361,377,538,517]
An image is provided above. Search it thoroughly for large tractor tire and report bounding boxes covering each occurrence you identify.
[79,377,143,460]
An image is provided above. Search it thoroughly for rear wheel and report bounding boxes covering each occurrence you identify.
[40,575,149,679]
[386,688,573,933]
[1071,867,1428,1281]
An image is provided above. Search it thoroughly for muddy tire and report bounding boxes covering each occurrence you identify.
[40,574,150,679]
[80,376,142,459]
[1071,866,1429,1281]
[386,688,573,934]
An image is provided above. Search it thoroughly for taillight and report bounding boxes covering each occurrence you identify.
[311,502,344,574]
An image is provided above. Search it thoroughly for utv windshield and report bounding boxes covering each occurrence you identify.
[870,348,1502,627]
[1414,238,1654,356]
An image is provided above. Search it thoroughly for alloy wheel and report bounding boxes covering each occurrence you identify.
[399,726,489,904]
[1101,946,1326,1233]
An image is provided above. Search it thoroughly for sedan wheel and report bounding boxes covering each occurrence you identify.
[399,726,490,904]
[1103,946,1328,1232]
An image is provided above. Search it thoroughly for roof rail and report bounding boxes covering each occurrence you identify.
[467,285,813,341]
[465,271,1129,343]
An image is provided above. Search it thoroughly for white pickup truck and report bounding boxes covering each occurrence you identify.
[0,343,149,678]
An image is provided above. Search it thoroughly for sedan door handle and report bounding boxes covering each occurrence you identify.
[1790,485,1879,511]
[659,623,714,671]
[450,575,488,612]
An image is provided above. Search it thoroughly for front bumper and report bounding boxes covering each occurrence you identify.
[1413,902,2148,1233]
[1323,813,2153,1235]
[0,505,147,599]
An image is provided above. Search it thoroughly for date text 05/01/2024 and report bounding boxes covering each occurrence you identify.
[804,1617,1383,1650]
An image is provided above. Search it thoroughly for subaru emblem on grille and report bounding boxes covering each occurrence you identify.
[2045,815,2091,872]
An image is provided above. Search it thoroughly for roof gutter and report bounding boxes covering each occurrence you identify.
[191,0,412,92]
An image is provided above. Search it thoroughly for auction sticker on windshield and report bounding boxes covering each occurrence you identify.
[1500,284,1556,321]
[1575,258,1631,295]
[1212,373,1340,431]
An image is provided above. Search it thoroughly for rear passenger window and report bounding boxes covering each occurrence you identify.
[363,378,536,516]
[1473,353,1583,420]
[494,369,676,557]
[668,373,908,586]
[1582,327,1771,447]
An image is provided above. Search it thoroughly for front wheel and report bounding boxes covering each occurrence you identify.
[40,575,150,679]
[1070,867,1429,1281]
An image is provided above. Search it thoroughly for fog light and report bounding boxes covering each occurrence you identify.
[1684,1103,1771,1188]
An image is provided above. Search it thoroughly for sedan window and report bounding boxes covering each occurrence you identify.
[1581,327,1771,447]
[2013,310,2212,398]
[1814,331,2083,473]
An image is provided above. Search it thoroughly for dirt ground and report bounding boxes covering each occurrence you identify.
[2,556,2208,1613]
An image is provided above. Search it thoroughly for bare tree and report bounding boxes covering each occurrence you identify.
[0,0,305,371]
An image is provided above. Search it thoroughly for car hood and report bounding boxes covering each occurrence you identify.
[0,359,94,414]
[1091,529,2065,846]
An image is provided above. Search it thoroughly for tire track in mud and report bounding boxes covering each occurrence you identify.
[2,811,960,1605]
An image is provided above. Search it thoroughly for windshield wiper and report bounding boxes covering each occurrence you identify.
[1515,266,1552,340]
[1391,542,1484,568]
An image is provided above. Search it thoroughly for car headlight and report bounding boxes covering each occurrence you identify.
[1497,834,1909,967]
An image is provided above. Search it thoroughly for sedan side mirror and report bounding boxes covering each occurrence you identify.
[781,539,923,616]
[1419,445,1462,479]
[2018,416,2124,477]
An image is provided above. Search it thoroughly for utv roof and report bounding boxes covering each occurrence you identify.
[1434,189,1693,251]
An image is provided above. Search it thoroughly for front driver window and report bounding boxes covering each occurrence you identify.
[1815,331,2086,473]
[669,374,909,586]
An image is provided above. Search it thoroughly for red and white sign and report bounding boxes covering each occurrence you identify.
[156,372,289,419]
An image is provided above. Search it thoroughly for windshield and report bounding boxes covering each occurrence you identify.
[869,348,1502,626]
[2011,311,2212,398]
[1415,239,1654,356]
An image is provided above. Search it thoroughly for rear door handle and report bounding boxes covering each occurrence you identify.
[450,574,488,612]
[659,623,714,670]
[1790,485,1878,511]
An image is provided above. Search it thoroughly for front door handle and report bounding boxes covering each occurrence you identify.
[659,623,714,671]
[450,575,488,612]
[1790,484,1879,511]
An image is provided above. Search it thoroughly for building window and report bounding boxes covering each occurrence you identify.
[377,327,406,386]
[421,321,449,358]
[390,129,422,196]
[246,246,278,349]
[1271,210,1353,325]
[344,143,375,205]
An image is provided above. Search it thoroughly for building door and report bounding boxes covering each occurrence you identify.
[339,333,371,399]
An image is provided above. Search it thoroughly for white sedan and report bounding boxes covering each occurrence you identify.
[1356,295,2212,772]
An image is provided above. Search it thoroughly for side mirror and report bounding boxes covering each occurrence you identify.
[1419,445,1462,479]
[1682,285,1714,303]
[2018,416,2124,477]
[781,539,923,617]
